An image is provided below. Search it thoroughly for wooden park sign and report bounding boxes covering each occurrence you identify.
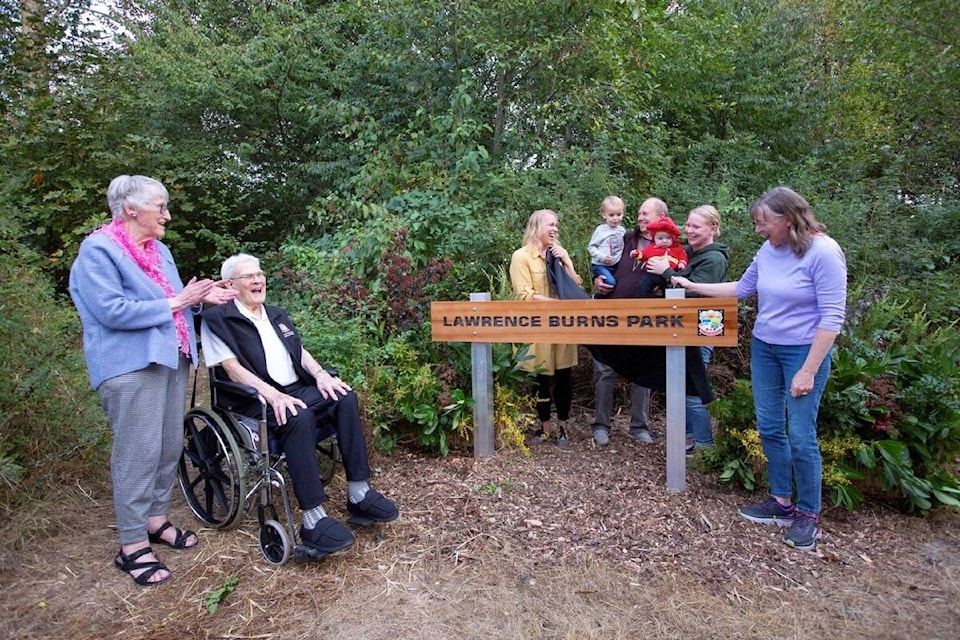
[431,292,739,492]
[431,298,737,347]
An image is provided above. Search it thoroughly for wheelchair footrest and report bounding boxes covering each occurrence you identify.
[293,544,331,562]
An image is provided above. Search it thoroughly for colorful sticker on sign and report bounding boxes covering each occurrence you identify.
[697,309,725,337]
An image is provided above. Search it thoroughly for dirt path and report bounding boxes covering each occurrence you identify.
[2,420,958,640]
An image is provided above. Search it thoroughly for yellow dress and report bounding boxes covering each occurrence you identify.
[508,244,580,375]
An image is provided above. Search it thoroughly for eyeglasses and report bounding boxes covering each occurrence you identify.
[232,271,265,281]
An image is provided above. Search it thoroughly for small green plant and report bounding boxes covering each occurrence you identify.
[820,433,869,510]
[705,379,763,491]
[827,462,866,511]
[492,343,535,387]
[204,575,239,614]
[480,478,512,496]
[718,458,757,491]
[0,453,26,492]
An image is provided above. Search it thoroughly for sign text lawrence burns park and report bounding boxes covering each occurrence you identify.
[431,299,738,346]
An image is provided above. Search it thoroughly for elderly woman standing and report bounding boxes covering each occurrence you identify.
[70,175,236,585]
[647,205,729,449]
[509,209,582,447]
[672,187,846,551]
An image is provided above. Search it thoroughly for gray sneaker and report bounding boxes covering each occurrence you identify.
[592,428,610,446]
[629,428,655,443]
[783,512,822,550]
[738,496,797,526]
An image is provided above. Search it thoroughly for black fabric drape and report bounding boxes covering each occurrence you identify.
[546,250,592,300]
[546,252,713,403]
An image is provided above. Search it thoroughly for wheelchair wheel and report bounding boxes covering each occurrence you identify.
[317,437,341,484]
[179,407,247,529]
[259,519,292,566]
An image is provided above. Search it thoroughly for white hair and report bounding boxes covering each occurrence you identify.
[221,253,260,280]
[106,175,168,221]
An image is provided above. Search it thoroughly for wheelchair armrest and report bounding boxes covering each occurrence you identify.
[208,367,267,419]
[208,366,340,416]
[214,370,338,395]
[212,377,260,398]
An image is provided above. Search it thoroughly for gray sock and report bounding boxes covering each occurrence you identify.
[302,504,327,529]
[348,480,370,504]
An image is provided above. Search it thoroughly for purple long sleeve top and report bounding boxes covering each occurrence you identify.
[735,235,847,345]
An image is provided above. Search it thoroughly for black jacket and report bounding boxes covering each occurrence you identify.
[547,252,713,403]
[202,302,315,390]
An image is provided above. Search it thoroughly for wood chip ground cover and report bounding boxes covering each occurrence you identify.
[2,416,957,639]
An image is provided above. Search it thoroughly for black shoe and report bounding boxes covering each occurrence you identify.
[300,517,355,555]
[347,489,399,523]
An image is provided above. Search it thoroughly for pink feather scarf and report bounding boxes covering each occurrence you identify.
[95,219,191,356]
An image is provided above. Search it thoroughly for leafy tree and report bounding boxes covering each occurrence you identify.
[0,0,123,281]
[817,0,960,200]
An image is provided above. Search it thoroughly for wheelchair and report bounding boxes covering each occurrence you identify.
[178,364,343,566]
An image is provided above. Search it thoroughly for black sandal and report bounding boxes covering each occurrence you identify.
[115,547,170,587]
[148,521,197,550]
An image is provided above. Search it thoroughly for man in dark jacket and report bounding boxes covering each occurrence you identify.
[201,253,398,558]
[590,197,668,446]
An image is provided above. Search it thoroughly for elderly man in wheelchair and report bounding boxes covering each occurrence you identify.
[195,252,398,562]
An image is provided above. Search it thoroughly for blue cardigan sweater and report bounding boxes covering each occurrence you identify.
[69,233,199,389]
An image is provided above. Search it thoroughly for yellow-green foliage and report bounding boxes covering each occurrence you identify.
[493,383,533,456]
[723,425,869,494]
[820,432,867,488]
[724,427,765,472]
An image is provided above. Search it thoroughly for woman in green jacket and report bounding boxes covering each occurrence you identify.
[647,205,729,448]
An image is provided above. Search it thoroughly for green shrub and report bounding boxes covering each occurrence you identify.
[270,222,543,456]
[0,232,108,516]
[361,332,471,455]
[706,378,762,491]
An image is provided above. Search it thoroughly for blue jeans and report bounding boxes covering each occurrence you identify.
[750,337,832,515]
[686,346,714,447]
[591,263,617,288]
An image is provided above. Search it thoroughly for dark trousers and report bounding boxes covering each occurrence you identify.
[268,383,371,510]
[635,271,667,298]
[535,369,573,423]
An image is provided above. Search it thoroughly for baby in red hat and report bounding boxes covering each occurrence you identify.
[630,216,688,297]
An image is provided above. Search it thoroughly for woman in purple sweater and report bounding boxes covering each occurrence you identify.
[672,186,847,551]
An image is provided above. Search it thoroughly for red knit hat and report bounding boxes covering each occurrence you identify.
[646,216,682,243]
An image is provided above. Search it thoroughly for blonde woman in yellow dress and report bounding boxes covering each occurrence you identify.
[509,209,582,447]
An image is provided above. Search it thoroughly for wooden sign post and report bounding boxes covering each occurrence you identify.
[431,293,738,491]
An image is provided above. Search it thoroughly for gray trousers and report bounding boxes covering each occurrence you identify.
[592,358,650,432]
[97,360,189,545]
